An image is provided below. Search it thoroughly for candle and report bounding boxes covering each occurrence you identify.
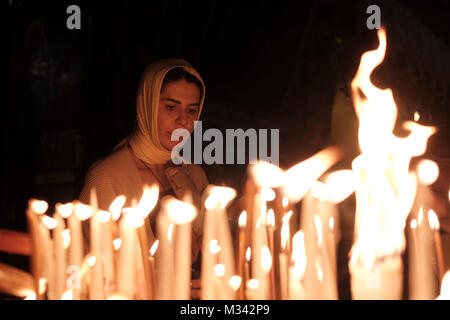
[428,209,446,282]
[117,209,142,299]
[90,210,104,300]
[39,214,57,300]
[96,210,115,297]
[156,203,174,299]
[289,231,306,300]
[26,199,48,299]
[54,203,73,299]
[237,211,247,300]
[266,209,276,299]
[165,197,197,300]
[279,210,292,300]
[70,202,93,299]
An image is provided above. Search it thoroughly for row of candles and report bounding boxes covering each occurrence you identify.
[23,28,449,300]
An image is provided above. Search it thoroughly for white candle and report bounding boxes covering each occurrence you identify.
[156,206,174,299]
[39,214,57,299]
[97,210,115,297]
[90,210,105,299]
[54,204,72,299]
[165,197,197,300]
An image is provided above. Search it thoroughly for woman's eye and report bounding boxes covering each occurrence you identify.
[189,109,199,115]
[166,105,175,110]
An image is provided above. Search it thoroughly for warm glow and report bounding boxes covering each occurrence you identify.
[414,111,420,122]
[56,203,74,218]
[229,275,242,291]
[291,231,307,280]
[168,224,174,243]
[61,290,73,300]
[39,278,47,295]
[251,161,284,188]
[348,29,434,269]
[62,229,71,249]
[209,239,222,254]
[88,255,96,268]
[316,260,324,282]
[418,206,424,226]
[260,187,276,202]
[246,247,251,261]
[239,211,247,228]
[410,219,417,230]
[137,184,159,218]
[74,202,94,221]
[113,238,122,251]
[109,195,126,221]
[214,264,226,277]
[417,159,439,185]
[24,291,36,300]
[150,240,159,256]
[41,215,57,230]
[282,196,288,208]
[247,279,260,290]
[163,197,197,224]
[283,147,342,202]
[122,209,144,229]
[314,215,323,247]
[329,217,334,231]
[30,200,48,215]
[437,271,450,300]
[97,210,111,224]
[428,209,440,231]
[281,210,293,251]
[267,209,275,228]
[261,246,272,273]
[311,181,328,202]
[324,170,356,204]
[204,186,237,210]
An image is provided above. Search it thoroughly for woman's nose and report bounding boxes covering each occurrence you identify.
[176,108,188,127]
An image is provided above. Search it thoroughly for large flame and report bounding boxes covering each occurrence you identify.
[349,28,437,269]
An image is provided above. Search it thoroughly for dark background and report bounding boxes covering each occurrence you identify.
[2,0,449,299]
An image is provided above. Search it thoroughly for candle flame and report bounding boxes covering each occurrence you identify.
[260,187,276,202]
[314,215,323,247]
[247,279,260,290]
[324,170,356,203]
[30,200,48,215]
[56,203,73,218]
[311,181,328,202]
[281,210,293,251]
[204,186,237,210]
[267,209,275,228]
[150,240,159,256]
[414,111,420,122]
[109,195,126,221]
[23,290,36,300]
[122,209,144,228]
[62,229,71,249]
[168,224,174,243]
[97,210,111,224]
[137,184,159,218]
[418,206,424,226]
[283,147,342,202]
[437,271,450,300]
[428,209,440,231]
[246,247,251,261]
[316,260,324,282]
[410,219,417,230]
[163,197,197,224]
[39,278,47,295]
[229,275,242,291]
[61,290,73,300]
[261,246,272,273]
[74,202,94,221]
[239,211,247,227]
[329,217,334,231]
[291,231,306,275]
[113,238,122,251]
[417,159,439,186]
[41,215,57,230]
[214,264,226,277]
[209,239,222,254]
[88,255,96,267]
[282,196,288,208]
[251,161,284,188]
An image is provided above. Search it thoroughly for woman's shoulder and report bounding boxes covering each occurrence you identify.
[87,146,134,179]
[183,164,208,188]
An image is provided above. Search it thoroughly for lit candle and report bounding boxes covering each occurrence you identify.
[39,214,57,300]
[26,199,48,299]
[279,210,292,300]
[289,231,306,300]
[266,209,276,299]
[54,203,73,299]
[428,209,446,282]
[165,197,197,300]
[90,209,104,300]
[156,204,174,299]
[97,209,115,297]
[237,211,247,300]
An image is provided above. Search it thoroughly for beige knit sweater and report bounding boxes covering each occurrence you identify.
[79,145,209,238]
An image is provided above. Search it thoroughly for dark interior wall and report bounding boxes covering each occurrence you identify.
[3,0,450,234]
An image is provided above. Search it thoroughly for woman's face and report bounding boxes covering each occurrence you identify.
[158,79,201,151]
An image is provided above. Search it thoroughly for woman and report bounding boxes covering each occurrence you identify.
[79,59,208,296]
